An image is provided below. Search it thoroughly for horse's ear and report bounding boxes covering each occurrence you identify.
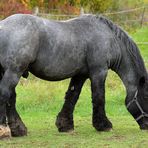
[139,76,145,87]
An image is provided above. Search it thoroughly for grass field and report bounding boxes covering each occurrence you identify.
[0,27,148,148]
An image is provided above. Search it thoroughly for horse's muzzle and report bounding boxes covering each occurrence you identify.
[140,122,148,130]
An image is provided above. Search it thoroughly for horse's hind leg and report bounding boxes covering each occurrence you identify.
[0,69,24,138]
[56,75,86,132]
[90,69,112,131]
[6,88,27,137]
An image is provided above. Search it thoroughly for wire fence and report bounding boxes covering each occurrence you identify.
[37,6,148,26]
[105,6,147,28]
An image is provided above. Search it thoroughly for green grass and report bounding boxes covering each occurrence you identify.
[132,26,148,66]
[0,27,148,148]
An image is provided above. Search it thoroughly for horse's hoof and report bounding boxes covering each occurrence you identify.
[58,127,74,133]
[10,124,27,137]
[95,127,113,132]
[56,116,74,133]
[93,119,113,132]
[103,127,113,132]
[0,125,11,139]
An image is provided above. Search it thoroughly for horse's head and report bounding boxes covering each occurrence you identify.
[127,76,148,130]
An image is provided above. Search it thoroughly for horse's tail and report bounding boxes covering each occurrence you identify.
[99,16,147,77]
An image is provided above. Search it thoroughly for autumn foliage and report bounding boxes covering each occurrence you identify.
[0,0,146,18]
[0,0,32,18]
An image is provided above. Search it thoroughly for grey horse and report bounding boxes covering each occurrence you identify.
[0,14,148,138]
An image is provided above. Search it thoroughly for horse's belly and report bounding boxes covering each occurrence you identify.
[29,57,87,81]
[29,35,87,80]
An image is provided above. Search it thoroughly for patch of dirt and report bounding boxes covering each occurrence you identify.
[105,135,125,141]
[0,125,11,139]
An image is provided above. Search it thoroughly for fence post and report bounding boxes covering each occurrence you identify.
[141,7,145,27]
[33,6,39,16]
[80,7,84,15]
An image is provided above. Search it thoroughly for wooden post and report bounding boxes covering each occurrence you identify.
[80,7,84,15]
[33,6,39,16]
[141,7,145,27]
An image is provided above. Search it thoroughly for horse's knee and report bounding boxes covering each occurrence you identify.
[0,87,11,105]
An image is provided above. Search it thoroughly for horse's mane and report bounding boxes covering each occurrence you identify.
[98,15,146,77]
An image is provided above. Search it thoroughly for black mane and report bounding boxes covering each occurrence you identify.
[99,16,147,77]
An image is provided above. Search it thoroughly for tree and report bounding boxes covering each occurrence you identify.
[80,0,113,13]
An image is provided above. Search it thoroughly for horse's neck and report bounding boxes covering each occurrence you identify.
[115,56,145,94]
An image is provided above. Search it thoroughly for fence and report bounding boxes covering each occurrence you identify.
[105,6,147,28]
[37,6,148,27]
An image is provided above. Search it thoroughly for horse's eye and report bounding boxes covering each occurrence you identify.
[139,76,145,87]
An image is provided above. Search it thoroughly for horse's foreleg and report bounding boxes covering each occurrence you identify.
[0,69,23,138]
[6,89,27,137]
[56,76,86,132]
[90,69,112,131]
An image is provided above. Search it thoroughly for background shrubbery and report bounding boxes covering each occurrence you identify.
[0,0,147,32]
[0,0,147,17]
